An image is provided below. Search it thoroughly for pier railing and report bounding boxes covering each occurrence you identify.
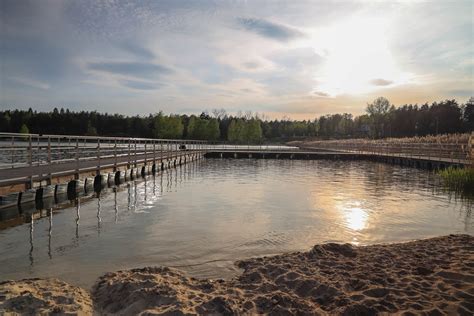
[0,133,207,170]
[300,139,471,165]
[201,143,299,151]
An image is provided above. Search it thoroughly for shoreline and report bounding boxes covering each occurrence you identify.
[1,234,473,315]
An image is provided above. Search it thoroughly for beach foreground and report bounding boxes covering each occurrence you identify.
[1,234,473,315]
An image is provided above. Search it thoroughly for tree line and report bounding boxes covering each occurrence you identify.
[0,97,472,143]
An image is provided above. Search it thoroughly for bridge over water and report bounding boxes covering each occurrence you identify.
[0,132,471,209]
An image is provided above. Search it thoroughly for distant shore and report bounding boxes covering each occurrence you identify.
[1,234,473,315]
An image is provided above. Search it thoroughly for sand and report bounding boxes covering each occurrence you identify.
[0,278,93,315]
[2,234,473,315]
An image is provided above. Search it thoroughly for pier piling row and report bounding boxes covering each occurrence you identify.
[0,132,206,207]
[1,154,204,210]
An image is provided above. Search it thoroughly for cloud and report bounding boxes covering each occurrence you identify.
[447,89,473,97]
[120,80,162,90]
[242,61,260,69]
[119,42,155,60]
[237,17,303,41]
[314,91,329,97]
[87,61,171,78]
[1,1,472,118]
[369,78,393,86]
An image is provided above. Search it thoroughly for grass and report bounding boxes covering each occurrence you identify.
[438,167,474,197]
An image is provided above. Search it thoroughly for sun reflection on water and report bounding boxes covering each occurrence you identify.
[344,206,368,231]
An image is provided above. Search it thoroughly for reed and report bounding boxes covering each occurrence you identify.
[438,167,474,196]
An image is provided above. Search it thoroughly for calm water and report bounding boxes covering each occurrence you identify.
[0,159,471,288]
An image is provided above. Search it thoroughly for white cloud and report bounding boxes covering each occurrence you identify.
[1,0,472,117]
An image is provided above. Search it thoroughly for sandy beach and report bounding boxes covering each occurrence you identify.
[1,234,473,315]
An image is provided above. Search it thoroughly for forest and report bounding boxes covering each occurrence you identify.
[0,97,472,143]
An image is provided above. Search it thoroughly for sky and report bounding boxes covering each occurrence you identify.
[0,0,473,119]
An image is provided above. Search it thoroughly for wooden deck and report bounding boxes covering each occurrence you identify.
[0,150,200,188]
[205,148,470,167]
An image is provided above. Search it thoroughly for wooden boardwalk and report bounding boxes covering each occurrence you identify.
[0,133,208,195]
[0,150,200,187]
[0,132,471,197]
[205,148,470,168]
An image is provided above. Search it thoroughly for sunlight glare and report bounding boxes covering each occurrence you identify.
[344,207,368,231]
[312,16,411,96]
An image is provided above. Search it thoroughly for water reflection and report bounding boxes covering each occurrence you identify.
[114,188,118,223]
[144,177,147,202]
[133,180,138,211]
[48,209,52,259]
[97,194,102,233]
[341,204,368,232]
[75,198,80,240]
[29,216,34,266]
[0,159,471,288]
[127,183,131,211]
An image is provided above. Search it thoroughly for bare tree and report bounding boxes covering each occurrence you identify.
[211,108,227,119]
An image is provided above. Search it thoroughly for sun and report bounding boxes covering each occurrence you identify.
[312,16,411,96]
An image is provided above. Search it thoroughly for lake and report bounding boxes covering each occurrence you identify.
[0,158,471,288]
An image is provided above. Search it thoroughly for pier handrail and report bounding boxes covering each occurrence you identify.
[0,133,208,188]
[299,139,470,165]
[0,131,203,143]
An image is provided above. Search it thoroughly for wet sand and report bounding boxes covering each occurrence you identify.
[1,234,473,315]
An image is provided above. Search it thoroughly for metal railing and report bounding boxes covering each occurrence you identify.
[301,139,471,165]
[202,142,299,151]
[0,133,207,169]
[0,133,208,187]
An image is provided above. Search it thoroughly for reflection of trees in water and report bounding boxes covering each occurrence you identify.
[363,161,436,194]
[360,160,473,222]
[441,190,473,230]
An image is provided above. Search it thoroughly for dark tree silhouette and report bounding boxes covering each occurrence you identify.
[0,97,472,142]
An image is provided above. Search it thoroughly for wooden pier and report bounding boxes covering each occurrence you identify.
[0,132,472,210]
[0,133,206,207]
